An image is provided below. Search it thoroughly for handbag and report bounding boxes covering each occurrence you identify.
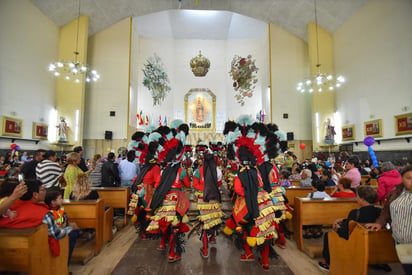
[395,243,412,264]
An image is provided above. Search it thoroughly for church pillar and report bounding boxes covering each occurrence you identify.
[307,22,337,151]
[55,15,89,146]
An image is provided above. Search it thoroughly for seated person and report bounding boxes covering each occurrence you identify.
[320,169,336,186]
[0,179,77,257]
[318,186,381,271]
[279,169,291,187]
[70,174,99,201]
[0,179,27,219]
[304,179,330,239]
[45,191,80,263]
[330,177,356,198]
[299,169,313,187]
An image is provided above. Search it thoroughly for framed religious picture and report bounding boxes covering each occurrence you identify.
[184,88,216,132]
[32,122,48,140]
[342,125,355,141]
[395,112,412,136]
[1,116,23,137]
[364,119,383,138]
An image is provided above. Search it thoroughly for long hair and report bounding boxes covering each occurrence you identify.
[72,174,92,200]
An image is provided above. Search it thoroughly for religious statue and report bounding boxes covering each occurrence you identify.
[194,97,205,123]
[324,118,336,144]
[58,117,68,143]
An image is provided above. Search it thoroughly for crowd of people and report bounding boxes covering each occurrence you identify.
[0,118,411,273]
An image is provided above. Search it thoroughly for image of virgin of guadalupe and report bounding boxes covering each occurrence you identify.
[194,97,206,124]
[58,117,68,143]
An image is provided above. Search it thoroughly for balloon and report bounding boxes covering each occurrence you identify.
[299,143,306,150]
[10,143,17,150]
[14,145,20,151]
[363,136,375,147]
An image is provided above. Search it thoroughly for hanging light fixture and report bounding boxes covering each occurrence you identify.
[296,0,345,93]
[48,0,100,83]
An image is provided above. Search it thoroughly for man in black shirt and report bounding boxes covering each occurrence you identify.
[101,152,120,187]
[73,146,88,172]
[20,149,46,180]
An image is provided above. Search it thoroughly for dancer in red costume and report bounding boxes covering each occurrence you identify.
[193,151,223,258]
[146,122,191,263]
[222,118,279,272]
[127,131,161,239]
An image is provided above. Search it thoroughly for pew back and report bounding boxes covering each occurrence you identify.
[285,187,335,206]
[0,224,69,275]
[293,197,359,251]
[63,199,105,255]
[94,187,130,225]
[329,221,398,275]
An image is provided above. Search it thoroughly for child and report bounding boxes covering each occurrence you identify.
[45,191,80,263]
[279,169,291,187]
[0,180,27,219]
[303,179,330,239]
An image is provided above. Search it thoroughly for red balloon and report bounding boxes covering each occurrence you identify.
[299,143,306,150]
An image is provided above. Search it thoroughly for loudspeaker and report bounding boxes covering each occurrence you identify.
[287,132,294,141]
[105,130,113,140]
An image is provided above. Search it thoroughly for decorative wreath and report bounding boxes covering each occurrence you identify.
[142,54,171,106]
[229,54,259,106]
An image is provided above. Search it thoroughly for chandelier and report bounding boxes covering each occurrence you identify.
[296,0,345,93]
[48,0,100,83]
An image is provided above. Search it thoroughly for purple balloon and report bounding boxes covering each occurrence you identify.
[14,145,20,151]
[363,136,375,147]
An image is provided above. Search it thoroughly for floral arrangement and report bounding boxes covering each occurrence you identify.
[229,54,258,105]
[142,54,171,106]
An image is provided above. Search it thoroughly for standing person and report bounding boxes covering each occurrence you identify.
[193,152,223,259]
[73,146,88,172]
[343,155,361,188]
[128,131,161,240]
[146,122,191,263]
[89,154,103,187]
[222,118,278,272]
[366,166,412,275]
[283,151,293,172]
[119,150,140,189]
[20,149,46,180]
[63,152,93,200]
[377,161,401,202]
[101,152,120,187]
[36,150,63,191]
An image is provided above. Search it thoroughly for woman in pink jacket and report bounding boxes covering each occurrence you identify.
[377,161,401,202]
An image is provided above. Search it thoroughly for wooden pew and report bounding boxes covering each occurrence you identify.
[0,224,69,275]
[360,175,370,185]
[94,187,130,225]
[329,221,399,275]
[63,199,113,255]
[290,180,300,186]
[293,197,359,251]
[285,186,335,206]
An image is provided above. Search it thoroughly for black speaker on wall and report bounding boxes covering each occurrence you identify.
[287,132,294,141]
[105,131,113,140]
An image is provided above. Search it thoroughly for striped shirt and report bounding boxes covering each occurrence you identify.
[390,189,412,244]
[36,160,62,189]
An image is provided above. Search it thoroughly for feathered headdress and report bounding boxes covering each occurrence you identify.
[128,131,149,164]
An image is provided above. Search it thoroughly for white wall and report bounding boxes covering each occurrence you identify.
[0,0,59,150]
[85,18,131,140]
[334,0,412,151]
[135,37,269,131]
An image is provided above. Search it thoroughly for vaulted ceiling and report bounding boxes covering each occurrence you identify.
[31,0,368,41]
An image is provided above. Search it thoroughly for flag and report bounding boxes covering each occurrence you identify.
[139,111,143,125]
[145,115,149,125]
[159,115,162,126]
[164,115,167,126]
